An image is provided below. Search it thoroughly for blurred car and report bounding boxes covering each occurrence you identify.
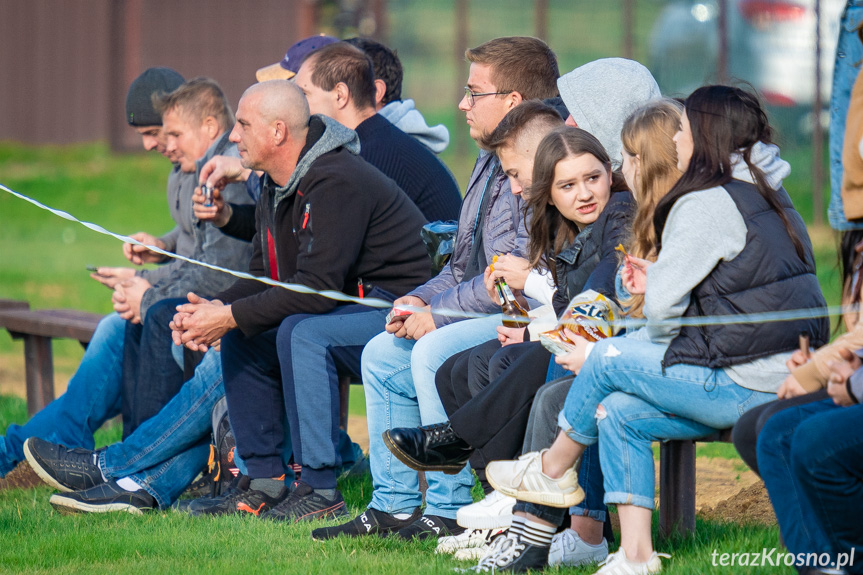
[649,0,845,132]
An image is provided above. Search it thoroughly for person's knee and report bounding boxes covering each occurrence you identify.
[275,314,309,349]
[361,331,400,381]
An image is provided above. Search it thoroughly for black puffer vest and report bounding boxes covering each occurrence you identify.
[661,180,828,368]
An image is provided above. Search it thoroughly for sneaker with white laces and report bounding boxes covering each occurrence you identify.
[486,450,584,508]
[457,531,549,572]
[436,527,507,557]
[548,528,609,567]
[456,490,516,529]
[594,548,670,575]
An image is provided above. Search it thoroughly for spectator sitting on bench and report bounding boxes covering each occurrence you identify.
[0,67,187,487]
[481,85,828,574]
[344,36,451,155]
[755,348,863,575]
[0,73,254,488]
[21,79,431,517]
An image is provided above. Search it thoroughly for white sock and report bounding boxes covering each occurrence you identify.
[393,512,413,520]
[93,454,108,482]
[116,477,144,492]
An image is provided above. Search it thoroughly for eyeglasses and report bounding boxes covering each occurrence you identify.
[463,87,513,107]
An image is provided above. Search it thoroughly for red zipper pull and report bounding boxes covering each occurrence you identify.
[358,278,364,299]
[302,203,310,229]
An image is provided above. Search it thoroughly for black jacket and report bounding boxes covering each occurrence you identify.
[218,116,431,337]
[552,190,635,315]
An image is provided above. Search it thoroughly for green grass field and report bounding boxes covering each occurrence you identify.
[0,1,841,567]
[0,139,812,574]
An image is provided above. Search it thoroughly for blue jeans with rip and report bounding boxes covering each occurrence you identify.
[98,347,224,508]
[758,398,863,572]
[0,312,126,475]
[363,315,500,519]
[559,338,775,509]
[828,0,863,230]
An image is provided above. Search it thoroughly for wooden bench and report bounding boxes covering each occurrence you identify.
[658,428,734,536]
[0,300,104,416]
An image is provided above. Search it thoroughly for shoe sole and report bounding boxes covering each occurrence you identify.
[455,511,513,530]
[265,501,349,523]
[23,439,74,493]
[486,473,585,509]
[381,432,465,475]
[49,493,148,515]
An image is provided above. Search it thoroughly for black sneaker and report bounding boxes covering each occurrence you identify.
[173,473,246,514]
[23,437,104,493]
[311,507,422,540]
[395,513,465,540]
[383,422,473,474]
[466,532,550,572]
[262,481,348,523]
[49,480,156,515]
[187,475,288,517]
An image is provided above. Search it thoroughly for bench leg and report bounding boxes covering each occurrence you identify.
[23,334,55,416]
[338,376,351,431]
[659,439,696,537]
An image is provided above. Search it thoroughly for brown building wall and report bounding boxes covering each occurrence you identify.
[1,0,311,148]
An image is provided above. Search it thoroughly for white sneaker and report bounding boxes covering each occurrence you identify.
[594,548,670,575]
[436,527,507,556]
[486,450,584,508]
[548,528,609,567]
[456,490,516,529]
[453,530,513,573]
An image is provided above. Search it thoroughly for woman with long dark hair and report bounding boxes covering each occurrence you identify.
[484,85,829,574]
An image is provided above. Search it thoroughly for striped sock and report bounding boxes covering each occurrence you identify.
[508,515,526,537]
[521,518,556,548]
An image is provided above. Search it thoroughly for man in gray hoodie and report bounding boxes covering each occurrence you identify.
[557,58,661,167]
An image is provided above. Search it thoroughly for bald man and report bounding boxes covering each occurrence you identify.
[36,81,430,516]
[167,80,431,520]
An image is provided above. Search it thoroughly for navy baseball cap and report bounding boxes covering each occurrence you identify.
[256,34,340,82]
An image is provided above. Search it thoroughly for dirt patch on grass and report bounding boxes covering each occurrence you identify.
[699,480,776,526]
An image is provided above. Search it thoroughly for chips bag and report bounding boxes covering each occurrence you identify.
[539,290,623,356]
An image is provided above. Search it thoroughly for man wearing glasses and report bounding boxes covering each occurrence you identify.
[313,36,560,542]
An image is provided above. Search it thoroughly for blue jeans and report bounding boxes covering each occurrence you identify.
[363,315,500,518]
[0,313,126,475]
[280,301,392,489]
[758,398,863,572]
[791,402,863,574]
[828,0,863,230]
[99,347,224,508]
[559,338,775,509]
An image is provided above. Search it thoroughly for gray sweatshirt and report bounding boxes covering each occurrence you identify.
[557,58,661,166]
[636,142,795,393]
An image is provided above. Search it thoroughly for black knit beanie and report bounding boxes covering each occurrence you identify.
[125,67,185,126]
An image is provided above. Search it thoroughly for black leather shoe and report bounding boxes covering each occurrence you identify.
[382,422,472,474]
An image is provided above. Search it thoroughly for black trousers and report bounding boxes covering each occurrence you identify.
[436,339,552,482]
[731,388,830,477]
[121,298,187,439]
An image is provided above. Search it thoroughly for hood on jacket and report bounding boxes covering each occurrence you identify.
[731,141,790,190]
[557,58,661,166]
[273,114,360,208]
[379,98,450,154]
